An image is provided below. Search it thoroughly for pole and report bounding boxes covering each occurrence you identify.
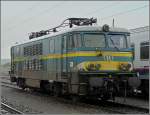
[112,18,114,28]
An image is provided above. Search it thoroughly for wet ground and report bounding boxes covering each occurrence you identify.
[1,86,110,114]
[1,76,149,114]
[114,96,149,109]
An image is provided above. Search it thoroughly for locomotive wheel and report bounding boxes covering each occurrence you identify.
[40,81,49,93]
[100,92,110,101]
[17,78,25,90]
[71,95,80,103]
[53,82,62,97]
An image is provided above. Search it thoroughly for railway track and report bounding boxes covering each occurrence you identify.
[1,81,19,89]
[83,98,149,114]
[107,100,149,113]
[1,81,16,86]
[1,102,23,114]
[1,81,149,114]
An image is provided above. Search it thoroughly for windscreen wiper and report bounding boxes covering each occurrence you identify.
[109,37,120,51]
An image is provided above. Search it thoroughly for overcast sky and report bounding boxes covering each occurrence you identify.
[1,1,149,59]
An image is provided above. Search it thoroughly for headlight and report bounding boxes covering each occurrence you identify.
[119,63,132,71]
[87,64,95,71]
[95,64,101,69]
[127,63,133,71]
[119,64,127,71]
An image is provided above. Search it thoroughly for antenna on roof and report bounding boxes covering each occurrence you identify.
[112,18,115,28]
[29,18,97,40]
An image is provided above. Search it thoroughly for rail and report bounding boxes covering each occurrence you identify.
[1,102,23,114]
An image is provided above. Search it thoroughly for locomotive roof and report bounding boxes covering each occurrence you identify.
[13,25,129,47]
[69,25,129,33]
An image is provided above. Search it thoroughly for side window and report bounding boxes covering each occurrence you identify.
[24,43,42,56]
[73,33,82,48]
[140,41,149,60]
[63,35,67,50]
[50,39,55,53]
[16,47,20,56]
[24,47,26,56]
[68,34,75,49]
[55,36,61,52]
[39,43,42,55]
[131,43,134,48]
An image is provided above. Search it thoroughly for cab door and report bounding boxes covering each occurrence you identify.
[61,35,68,79]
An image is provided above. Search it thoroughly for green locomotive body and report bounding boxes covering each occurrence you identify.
[10,25,138,100]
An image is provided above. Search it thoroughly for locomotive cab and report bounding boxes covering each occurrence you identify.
[65,25,138,100]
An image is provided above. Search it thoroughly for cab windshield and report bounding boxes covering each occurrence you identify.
[84,33,106,48]
[108,35,127,49]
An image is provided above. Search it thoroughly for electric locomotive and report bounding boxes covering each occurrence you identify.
[9,18,138,100]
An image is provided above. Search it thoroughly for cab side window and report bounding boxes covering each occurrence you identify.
[73,33,82,48]
[68,34,75,49]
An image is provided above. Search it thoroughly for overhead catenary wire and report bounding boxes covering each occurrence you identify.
[6,1,39,25]
[5,1,66,32]
[101,5,149,20]
[85,2,121,16]
[4,3,148,33]
[5,1,117,32]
